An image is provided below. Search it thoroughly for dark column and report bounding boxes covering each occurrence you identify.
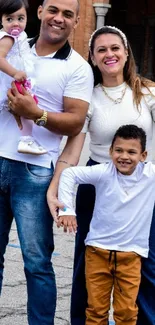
[26,0,43,37]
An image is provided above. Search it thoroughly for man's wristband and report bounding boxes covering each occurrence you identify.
[34,110,48,126]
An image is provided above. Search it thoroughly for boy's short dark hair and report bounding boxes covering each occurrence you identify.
[111,125,146,152]
[0,0,29,21]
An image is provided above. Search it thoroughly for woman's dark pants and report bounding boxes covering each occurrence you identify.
[71,158,98,325]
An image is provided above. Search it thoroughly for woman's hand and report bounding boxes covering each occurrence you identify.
[47,191,64,223]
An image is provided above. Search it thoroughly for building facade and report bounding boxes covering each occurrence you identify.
[28,0,155,80]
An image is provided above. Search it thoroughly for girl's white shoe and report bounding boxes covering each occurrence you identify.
[17,136,47,155]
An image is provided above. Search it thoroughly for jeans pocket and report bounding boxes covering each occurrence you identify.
[25,162,54,178]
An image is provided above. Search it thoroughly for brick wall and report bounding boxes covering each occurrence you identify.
[27,0,111,60]
[70,0,111,59]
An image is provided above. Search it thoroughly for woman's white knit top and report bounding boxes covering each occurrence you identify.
[83,83,155,162]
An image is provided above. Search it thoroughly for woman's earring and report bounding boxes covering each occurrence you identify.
[125,54,129,62]
[92,61,96,66]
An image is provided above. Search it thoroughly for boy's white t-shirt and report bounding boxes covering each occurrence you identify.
[58,161,155,257]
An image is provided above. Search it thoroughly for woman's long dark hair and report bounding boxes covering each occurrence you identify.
[89,26,155,107]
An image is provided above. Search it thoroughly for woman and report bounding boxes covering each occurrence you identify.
[47,26,155,325]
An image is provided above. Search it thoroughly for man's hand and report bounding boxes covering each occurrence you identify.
[7,81,41,120]
[57,215,77,233]
[8,99,23,129]
[11,112,23,130]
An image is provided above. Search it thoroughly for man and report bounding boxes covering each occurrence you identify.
[1,0,93,324]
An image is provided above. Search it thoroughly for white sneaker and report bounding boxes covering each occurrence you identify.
[17,136,47,155]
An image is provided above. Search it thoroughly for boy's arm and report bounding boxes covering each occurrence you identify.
[57,164,104,232]
[58,164,103,216]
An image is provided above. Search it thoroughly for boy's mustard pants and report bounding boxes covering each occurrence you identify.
[85,246,141,325]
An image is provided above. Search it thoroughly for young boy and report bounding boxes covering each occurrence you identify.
[57,124,155,325]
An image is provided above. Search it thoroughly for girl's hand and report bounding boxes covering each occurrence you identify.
[13,71,27,82]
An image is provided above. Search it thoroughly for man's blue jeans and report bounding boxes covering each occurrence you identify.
[0,157,56,325]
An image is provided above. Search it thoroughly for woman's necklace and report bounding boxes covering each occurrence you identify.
[101,83,127,104]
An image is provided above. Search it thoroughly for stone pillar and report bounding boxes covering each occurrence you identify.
[93,3,111,29]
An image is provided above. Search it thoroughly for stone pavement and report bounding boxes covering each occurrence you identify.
[0,224,114,325]
[0,136,114,324]
[0,222,76,325]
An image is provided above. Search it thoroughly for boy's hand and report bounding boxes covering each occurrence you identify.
[57,215,77,233]
[13,71,27,82]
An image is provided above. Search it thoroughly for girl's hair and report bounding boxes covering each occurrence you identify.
[88,26,155,107]
[0,0,29,21]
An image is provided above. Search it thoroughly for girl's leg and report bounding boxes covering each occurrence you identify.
[20,118,33,136]
[137,206,155,325]
[85,247,113,325]
[113,251,141,325]
[71,158,99,325]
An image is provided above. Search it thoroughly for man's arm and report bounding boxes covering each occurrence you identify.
[7,83,90,136]
[55,161,104,232]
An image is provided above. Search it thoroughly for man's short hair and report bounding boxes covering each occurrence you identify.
[111,124,146,152]
[42,0,80,15]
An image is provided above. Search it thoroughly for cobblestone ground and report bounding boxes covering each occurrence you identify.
[0,136,114,324]
[0,224,114,325]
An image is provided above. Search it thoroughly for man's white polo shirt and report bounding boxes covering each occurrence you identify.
[0,41,94,168]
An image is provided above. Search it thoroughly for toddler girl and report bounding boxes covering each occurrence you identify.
[0,0,47,155]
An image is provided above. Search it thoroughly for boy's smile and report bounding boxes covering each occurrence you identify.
[110,137,147,175]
